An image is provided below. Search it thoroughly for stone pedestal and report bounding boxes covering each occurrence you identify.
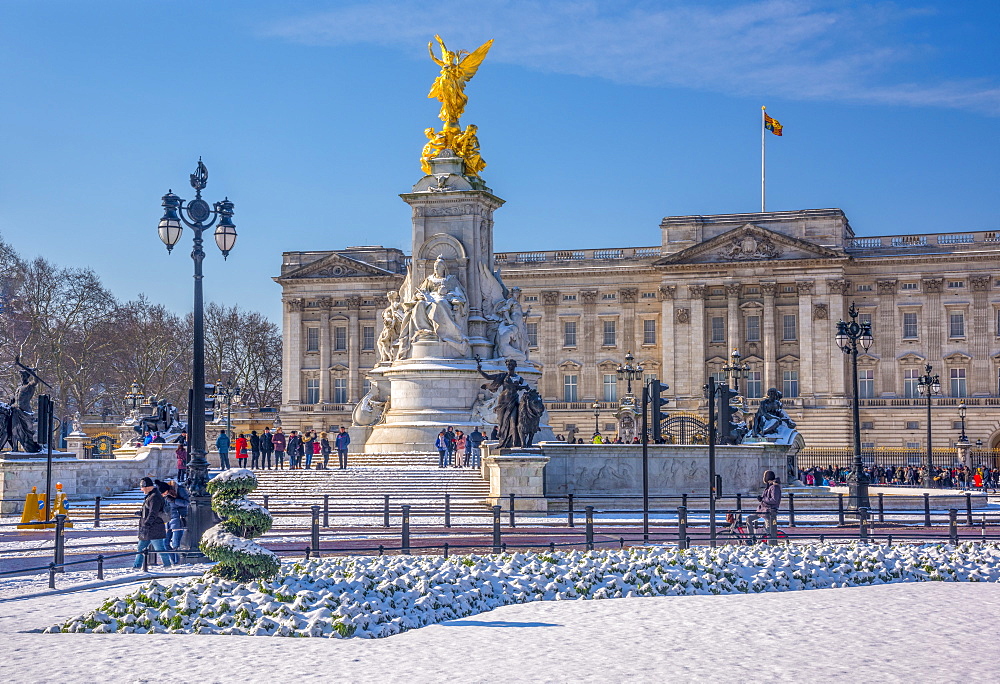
[65,433,89,459]
[484,450,550,512]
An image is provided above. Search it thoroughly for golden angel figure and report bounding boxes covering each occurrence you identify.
[427,35,493,128]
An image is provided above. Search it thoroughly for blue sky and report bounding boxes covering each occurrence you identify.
[0,0,997,322]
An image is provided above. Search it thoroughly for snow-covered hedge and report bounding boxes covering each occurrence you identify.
[48,542,1000,638]
[200,469,279,581]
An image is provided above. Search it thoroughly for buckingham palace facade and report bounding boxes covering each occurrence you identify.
[276,208,1000,451]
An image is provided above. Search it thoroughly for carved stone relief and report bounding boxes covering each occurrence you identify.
[676,308,691,324]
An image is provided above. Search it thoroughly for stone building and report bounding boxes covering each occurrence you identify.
[275,208,1000,453]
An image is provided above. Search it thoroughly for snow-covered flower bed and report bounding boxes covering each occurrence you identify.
[48,542,1000,638]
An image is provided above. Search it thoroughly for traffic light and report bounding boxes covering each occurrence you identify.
[716,383,741,445]
[648,377,670,443]
[204,382,217,421]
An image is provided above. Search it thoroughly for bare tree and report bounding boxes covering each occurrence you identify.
[203,302,282,408]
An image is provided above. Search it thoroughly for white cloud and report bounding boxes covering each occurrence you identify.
[262,0,1000,115]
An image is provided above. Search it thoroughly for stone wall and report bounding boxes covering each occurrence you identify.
[0,444,178,514]
[541,442,790,498]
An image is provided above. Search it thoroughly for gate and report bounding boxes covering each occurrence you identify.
[660,415,709,445]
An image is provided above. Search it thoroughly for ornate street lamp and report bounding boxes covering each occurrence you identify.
[215,378,243,442]
[835,302,874,509]
[958,401,968,444]
[157,159,236,558]
[124,381,144,418]
[916,363,941,487]
[722,348,751,394]
[591,401,601,437]
[616,350,644,397]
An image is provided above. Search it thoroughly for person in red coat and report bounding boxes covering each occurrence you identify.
[234,433,249,468]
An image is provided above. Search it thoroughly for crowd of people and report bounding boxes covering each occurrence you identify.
[801,464,1000,490]
[434,426,487,468]
[210,425,353,471]
[132,476,188,569]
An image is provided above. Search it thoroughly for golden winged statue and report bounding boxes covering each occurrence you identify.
[427,35,493,129]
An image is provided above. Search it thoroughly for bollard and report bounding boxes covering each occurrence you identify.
[878,492,885,523]
[310,505,321,558]
[383,494,391,528]
[619,536,625,550]
[509,493,516,528]
[378,544,384,556]
[305,546,311,560]
[681,493,688,510]
[949,509,959,545]
[53,514,67,573]
[788,492,796,527]
[858,507,869,543]
[677,506,688,550]
[736,493,742,513]
[142,547,149,573]
[966,493,973,527]
[923,493,931,527]
[94,496,101,528]
[401,505,411,554]
[323,494,330,528]
[492,505,502,554]
[444,493,451,529]
[837,494,845,526]
[585,506,595,551]
[549,541,556,554]
[97,554,104,580]
[48,562,56,589]
[567,494,575,527]
[502,542,507,553]
[887,534,892,546]
[443,542,449,559]
[263,494,269,510]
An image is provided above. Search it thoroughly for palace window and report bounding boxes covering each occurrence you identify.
[857,284,873,292]
[949,312,965,338]
[333,378,348,404]
[603,374,618,402]
[901,282,918,290]
[602,293,616,301]
[641,291,657,299]
[306,378,319,405]
[903,368,919,398]
[526,321,538,347]
[710,317,725,343]
[948,280,965,289]
[781,285,795,293]
[602,319,617,346]
[746,315,761,342]
[782,370,799,398]
[362,326,375,350]
[859,312,873,332]
[563,321,577,347]
[362,378,371,395]
[745,287,760,295]
[523,295,538,303]
[950,368,967,397]
[782,314,797,341]
[902,312,918,339]
[643,319,656,345]
[563,294,577,302]
[334,326,347,351]
[563,375,578,402]
[745,371,762,399]
[906,421,919,430]
[306,327,319,352]
[858,369,875,399]
[995,309,1000,336]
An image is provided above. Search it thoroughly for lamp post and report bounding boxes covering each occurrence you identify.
[591,401,600,438]
[722,349,750,395]
[958,401,968,444]
[835,302,874,509]
[124,381,143,421]
[156,159,237,557]
[214,378,242,443]
[916,363,941,487]
[616,350,644,397]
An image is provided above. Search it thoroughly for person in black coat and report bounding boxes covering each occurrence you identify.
[249,430,262,469]
[260,427,274,470]
[132,477,173,569]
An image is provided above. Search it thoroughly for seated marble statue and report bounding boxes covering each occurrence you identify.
[751,387,797,443]
[398,256,469,357]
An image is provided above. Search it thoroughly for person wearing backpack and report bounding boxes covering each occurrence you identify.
[746,470,782,544]
[132,477,173,569]
[158,479,188,564]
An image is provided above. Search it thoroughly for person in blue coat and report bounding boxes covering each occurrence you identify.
[335,426,351,469]
[215,430,231,469]
[435,430,448,468]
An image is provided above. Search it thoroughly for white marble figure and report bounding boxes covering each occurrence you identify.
[353,382,389,427]
[470,388,499,425]
[376,291,406,363]
[397,256,470,358]
[479,262,529,361]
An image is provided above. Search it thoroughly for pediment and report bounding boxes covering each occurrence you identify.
[558,360,582,371]
[897,352,926,364]
[655,224,843,266]
[280,253,396,280]
[944,352,972,363]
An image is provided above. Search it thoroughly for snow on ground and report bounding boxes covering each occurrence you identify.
[1,581,997,683]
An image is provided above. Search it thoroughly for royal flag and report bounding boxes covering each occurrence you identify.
[764,112,783,136]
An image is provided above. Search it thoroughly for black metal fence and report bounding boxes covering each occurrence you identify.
[798,447,1000,470]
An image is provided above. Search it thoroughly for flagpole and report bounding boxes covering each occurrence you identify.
[761,105,766,212]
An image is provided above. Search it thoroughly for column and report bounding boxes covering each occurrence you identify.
[760,283,777,392]
[347,296,362,403]
[812,280,834,398]
[540,290,560,399]
[796,281,814,399]
[319,299,332,403]
[827,279,850,404]
[660,285,676,397]
[620,287,638,353]
[923,278,943,366]
[284,298,304,405]
[971,275,991,395]
[687,285,707,402]
[580,290,598,401]
[876,279,897,395]
[725,283,741,354]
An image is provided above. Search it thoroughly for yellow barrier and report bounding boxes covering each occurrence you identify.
[16,483,73,529]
